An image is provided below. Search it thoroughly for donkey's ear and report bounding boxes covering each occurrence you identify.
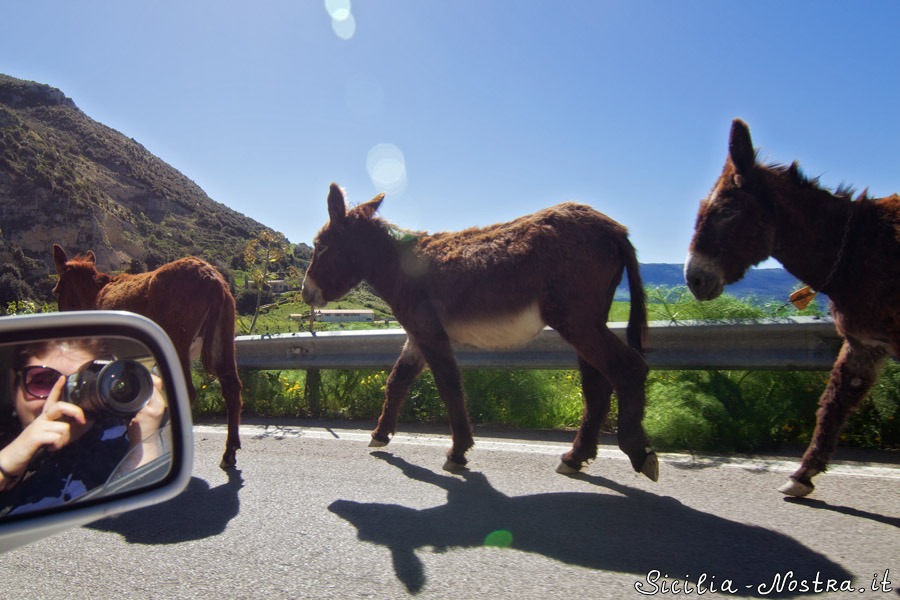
[85,250,96,264]
[327,183,347,227]
[53,244,68,275]
[728,118,756,175]
[358,193,385,219]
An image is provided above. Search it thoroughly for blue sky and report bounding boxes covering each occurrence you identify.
[2,1,899,264]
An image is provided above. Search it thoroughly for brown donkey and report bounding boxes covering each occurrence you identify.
[686,119,900,496]
[52,245,243,469]
[302,183,658,480]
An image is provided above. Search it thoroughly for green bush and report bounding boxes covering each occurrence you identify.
[641,287,899,452]
[192,368,586,429]
[843,360,900,448]
[645,369,827,452]
[645,377,726,451]
[463,370,584,429]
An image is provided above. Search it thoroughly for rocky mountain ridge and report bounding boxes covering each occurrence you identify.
[0,73,269,299]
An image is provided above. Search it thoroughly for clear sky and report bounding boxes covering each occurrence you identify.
[2,1,899,264]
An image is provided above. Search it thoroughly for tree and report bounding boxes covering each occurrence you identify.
[238,229,289,334]
[0,272,33,314]
[127,258,146,274]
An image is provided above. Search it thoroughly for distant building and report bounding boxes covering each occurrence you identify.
[313,309,375,323]
[246,279,292,293]
[266,280,291,293]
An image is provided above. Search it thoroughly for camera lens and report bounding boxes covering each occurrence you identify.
[98,360,152,417]
[65,359,153,418]
[108,369,140,403]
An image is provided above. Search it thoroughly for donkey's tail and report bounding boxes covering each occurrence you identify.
[199,274,239,378]
[623,239,648,355]
[197,266,243,468]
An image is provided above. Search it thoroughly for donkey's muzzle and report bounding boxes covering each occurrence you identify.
[301,277,326,307]
[684,253,724,301]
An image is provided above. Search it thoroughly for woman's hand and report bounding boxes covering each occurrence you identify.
[0,376,87,482]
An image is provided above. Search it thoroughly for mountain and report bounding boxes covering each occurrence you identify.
[0,73,270,300]
[617,263,805,305]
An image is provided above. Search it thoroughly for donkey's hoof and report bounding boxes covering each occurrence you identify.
[442,458,468,472]
[219,451,238,470]
[368,436,390,448]
[555,459,581,474]
[778,477,814,497]
[639,452,659,482]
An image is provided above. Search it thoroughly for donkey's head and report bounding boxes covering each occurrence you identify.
[685,119,777,300]
[301,184,385,307]
[52,244,110,310]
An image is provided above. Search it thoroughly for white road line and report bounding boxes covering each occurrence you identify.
[193,424,900,480]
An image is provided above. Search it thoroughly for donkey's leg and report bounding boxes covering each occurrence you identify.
[557,357,614,474]
[217,367,243,469]
[207,309,243,470]
[780,337,887,497]
[555,324,657,481]
[416,340,472,471]
[371,340,425,447]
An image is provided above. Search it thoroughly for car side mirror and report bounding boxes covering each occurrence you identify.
[0,311,193,552]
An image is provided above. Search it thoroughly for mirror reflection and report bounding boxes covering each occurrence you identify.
[0,336,172,518]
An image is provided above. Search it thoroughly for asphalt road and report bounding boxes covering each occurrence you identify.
[1,420,898,600]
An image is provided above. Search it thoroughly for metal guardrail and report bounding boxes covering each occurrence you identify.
[235,316,842,372]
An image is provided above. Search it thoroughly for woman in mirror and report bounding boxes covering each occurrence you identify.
[0,338,168,516]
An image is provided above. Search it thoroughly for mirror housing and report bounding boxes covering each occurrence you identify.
[0,311,193,552]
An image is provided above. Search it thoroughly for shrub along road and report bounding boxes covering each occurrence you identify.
[2,421,898,599]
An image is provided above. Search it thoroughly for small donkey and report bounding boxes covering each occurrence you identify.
[302,183,657,480]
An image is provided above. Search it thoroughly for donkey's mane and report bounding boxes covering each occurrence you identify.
[71,253,97,265]
[765,160,866,202]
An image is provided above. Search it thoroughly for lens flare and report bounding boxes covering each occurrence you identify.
[331,13,356,40]
[484,530,513,548]
[324,0,351,20]
[325,0,355,40]
[366,143,407,196]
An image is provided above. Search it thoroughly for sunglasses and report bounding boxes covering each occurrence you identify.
[18,366,67,399]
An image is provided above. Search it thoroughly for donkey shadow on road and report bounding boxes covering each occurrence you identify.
[329,453,850,596]
[783,496,900,529]
[88,469,244,544]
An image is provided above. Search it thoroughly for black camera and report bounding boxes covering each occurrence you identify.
[64,359,153,419]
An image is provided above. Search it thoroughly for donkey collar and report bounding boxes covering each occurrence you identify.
[387,225,418,244]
